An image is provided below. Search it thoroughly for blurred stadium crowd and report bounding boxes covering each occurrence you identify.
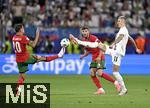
[0,0,150,54]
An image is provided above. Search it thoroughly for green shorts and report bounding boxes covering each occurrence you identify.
[17,54,37,73]
[90,60,106,69]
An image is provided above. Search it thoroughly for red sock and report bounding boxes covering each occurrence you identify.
[101,73,115,83]
[46,55,58,62]
[18,76,24,84]
[91,76,102,88]
[16,76,25,95]
[17,76,25,88]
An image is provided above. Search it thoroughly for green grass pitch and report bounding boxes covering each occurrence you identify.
[0,75,150,108]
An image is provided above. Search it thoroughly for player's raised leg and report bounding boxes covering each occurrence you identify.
[33,47,66,62]
[15,47,66,96]
[69,34,106,52]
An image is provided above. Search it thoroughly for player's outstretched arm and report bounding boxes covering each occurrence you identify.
[80,50,89,59]
[69,34,106,52]
[110,34,124,47]
[28,28,40,48]
[128,36,142,53]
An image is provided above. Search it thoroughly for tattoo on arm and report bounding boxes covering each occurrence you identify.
[112,34,124,45]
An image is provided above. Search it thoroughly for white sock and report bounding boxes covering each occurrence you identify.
[58,47,65,57]
[113,72,127,90]
[76,38,98,48]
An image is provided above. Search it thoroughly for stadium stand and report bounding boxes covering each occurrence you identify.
[0,0,150,54]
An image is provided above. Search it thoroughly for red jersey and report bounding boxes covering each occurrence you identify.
[82,35,105,61]
[12,35,30,62]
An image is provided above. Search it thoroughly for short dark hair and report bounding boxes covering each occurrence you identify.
[15,24,23,32]
[81,26,89,30]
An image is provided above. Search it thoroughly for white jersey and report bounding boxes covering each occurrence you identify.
[115,26,129,56]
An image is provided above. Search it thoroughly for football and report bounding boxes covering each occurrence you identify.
[60,38,70,47]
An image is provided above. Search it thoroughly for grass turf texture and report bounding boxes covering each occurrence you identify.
[0,75,150,108]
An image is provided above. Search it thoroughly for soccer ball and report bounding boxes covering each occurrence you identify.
[60,38,70,47]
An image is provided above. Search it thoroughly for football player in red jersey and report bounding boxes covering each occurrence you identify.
[12,24,65,95]
[70,26,120,94]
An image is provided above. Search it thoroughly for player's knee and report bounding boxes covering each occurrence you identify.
[113,65,119,72]
[90,73,96,77]
[32,55,40,60]
[34,55,46,61]
[90,69,96,77]
[97,69,103,76]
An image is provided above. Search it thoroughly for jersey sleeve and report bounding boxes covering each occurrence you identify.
[22,36,30,44]
[119,28,128,36]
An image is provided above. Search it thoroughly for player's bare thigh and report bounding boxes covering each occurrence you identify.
[90,68,97,76]
[97,69,103,76]
[90,68,103,76]
[112,54,122,72]
[113,64,120,72]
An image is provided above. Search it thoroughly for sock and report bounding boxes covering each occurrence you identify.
[17,76,25,88]
[113,72,126,90]
[16,76,25,95]
[46,55,58,62]
[101,73,115,83]
[77,38,98,48]
[91,76,102,88]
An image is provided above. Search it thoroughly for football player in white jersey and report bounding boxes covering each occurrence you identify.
[70,16,141,96]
